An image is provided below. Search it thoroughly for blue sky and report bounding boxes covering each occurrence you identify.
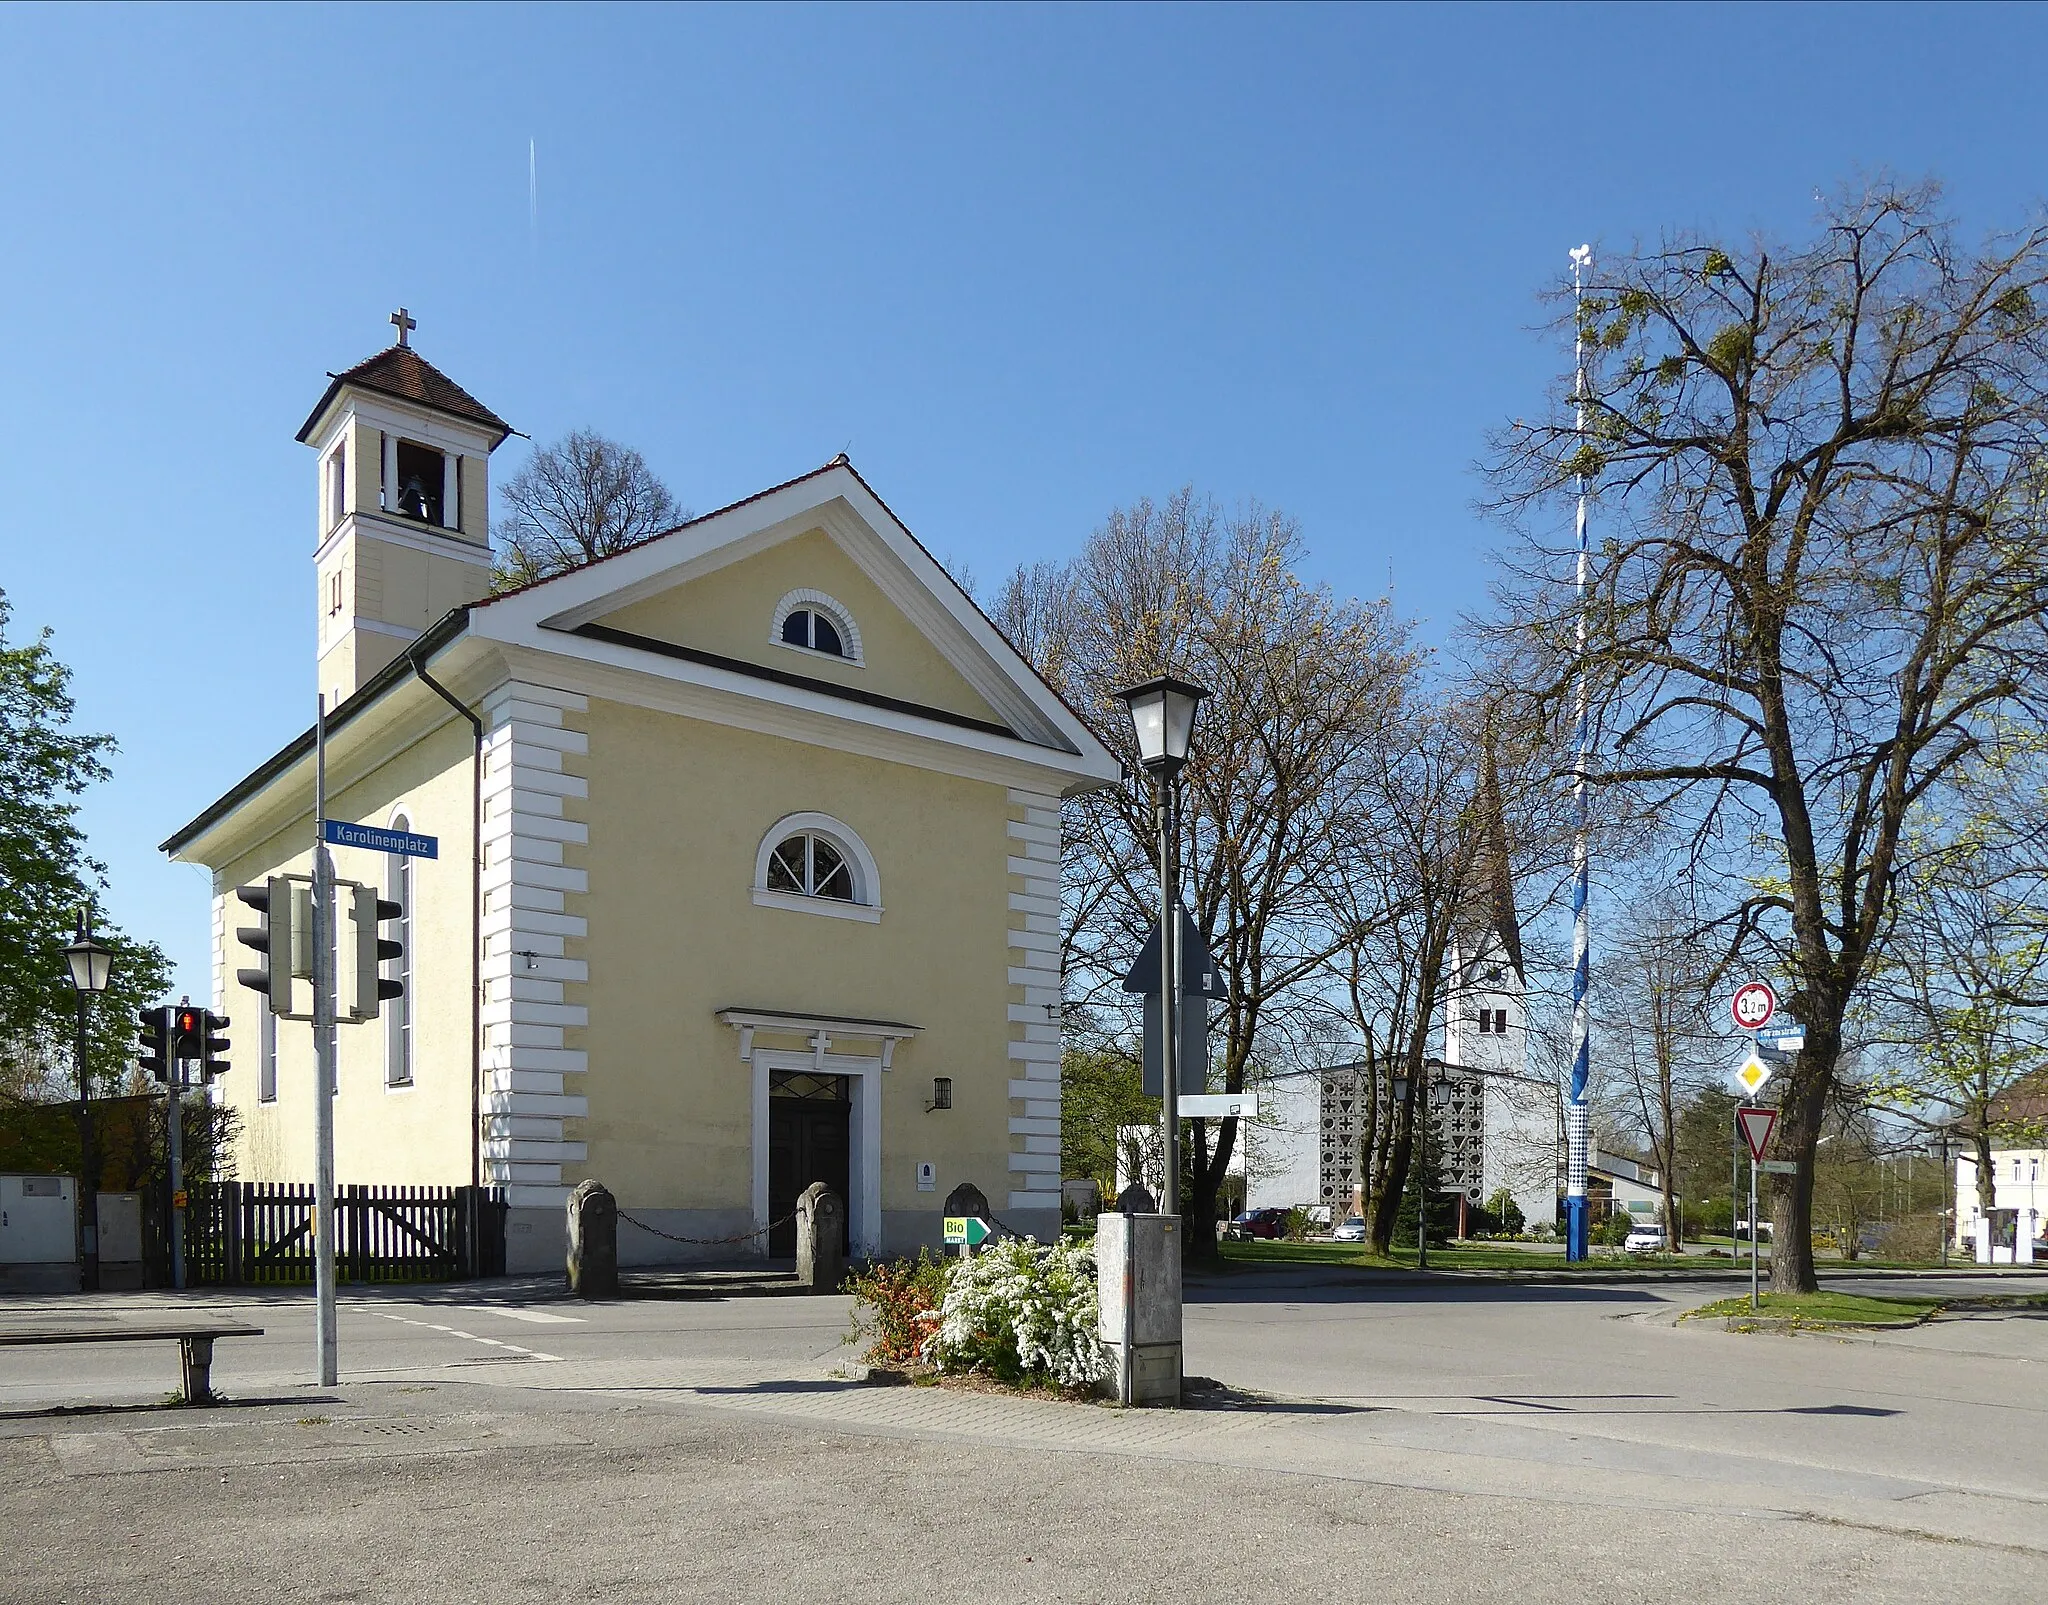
[3,2,2046,1002]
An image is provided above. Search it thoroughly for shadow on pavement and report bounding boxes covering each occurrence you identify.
[1185,1276,1667,1308]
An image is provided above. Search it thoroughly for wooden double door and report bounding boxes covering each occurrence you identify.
[767,1071,852,1259]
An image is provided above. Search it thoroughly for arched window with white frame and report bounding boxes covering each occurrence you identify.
[752,813,881,923]
[770,590,863,665]
[385,813,416,1087]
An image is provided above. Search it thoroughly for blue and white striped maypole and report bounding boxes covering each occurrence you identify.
[1565,242,1593,1262]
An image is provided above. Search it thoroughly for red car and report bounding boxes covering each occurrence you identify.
[1227,1207,1291,1241]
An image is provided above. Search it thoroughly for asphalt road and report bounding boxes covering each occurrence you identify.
[2,1267,2042,1604]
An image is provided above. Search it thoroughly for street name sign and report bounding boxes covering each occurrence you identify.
[1735,1056,1773,1096]
[1178,1094,1260,1119]
[1736,1106,1779,1163]
[1760,1160,1798,1175]
[1731,980,1777,1031]
[323,819,438,859]
[943,1216,993,1247]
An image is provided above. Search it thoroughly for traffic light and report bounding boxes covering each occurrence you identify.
[236,876,310,1013]
[172,1004,205,1062]
[201,1011,230,1080]
[138,1007,169,1083]
[349,885,404,1020]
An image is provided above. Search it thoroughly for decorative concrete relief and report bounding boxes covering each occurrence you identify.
[479,681,591,1211]
[1005,788,1062,1218]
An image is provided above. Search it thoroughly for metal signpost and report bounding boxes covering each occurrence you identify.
[1736,1106,1779,1312]
[231,695,435,1389]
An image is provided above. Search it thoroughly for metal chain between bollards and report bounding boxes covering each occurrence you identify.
[613,1207,800,1247]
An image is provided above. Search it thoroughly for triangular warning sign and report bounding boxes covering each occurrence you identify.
[1736,1106,1778,1163]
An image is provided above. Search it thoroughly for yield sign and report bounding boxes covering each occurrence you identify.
[1736,1106,1778,1163]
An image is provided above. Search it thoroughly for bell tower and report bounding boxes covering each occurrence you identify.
[298,309,513,702]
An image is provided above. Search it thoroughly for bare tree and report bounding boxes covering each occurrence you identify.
[1323,692,1512,1252]
[1597,884,1724,1245]
[492,430,684,590]
[1485,181,2048,1291]
[1009,489,1416,1257]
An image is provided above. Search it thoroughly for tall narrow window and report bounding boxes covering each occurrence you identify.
[385,822,415,1086]
[258,1004,277,1103]
[328,443,347,529]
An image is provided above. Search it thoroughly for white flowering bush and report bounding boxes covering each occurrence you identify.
[920,1236,1107,1389]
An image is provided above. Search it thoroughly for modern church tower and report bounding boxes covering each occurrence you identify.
[298,309,513,705]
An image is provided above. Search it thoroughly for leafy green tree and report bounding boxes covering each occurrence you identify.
[1058,1016,1154,1202]
[1392,1096,1456,1249]
[0,590,170,1103]
[1673,1087,1740,1221]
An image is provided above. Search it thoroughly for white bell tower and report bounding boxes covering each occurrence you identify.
[298,309,513,703]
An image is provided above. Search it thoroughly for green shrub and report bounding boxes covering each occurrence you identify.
[1485,1188,1525,1237]
[845,1249,949,1367]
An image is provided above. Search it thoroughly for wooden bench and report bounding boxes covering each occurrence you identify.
[0,1322,264,1405]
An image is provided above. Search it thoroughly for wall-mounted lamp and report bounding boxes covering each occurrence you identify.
[927,1076,953,1112]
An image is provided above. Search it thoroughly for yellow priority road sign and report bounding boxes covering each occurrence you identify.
[1735,1056,1773,1096]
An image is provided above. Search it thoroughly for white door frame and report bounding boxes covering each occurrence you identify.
[751,1048,884,1258]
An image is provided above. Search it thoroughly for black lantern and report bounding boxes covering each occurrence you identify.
[1114,675,1209,779]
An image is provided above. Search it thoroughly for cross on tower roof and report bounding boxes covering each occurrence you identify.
[389,307,417,347]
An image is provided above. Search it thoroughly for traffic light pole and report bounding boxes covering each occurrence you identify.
[312,696,339,1388]
[166,1004,186,1290]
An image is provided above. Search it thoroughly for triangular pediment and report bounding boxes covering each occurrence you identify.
[592,526,1007,729]
[469,460,1116,774]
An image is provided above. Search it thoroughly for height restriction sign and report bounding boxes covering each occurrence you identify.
[1731,981,1777,1031]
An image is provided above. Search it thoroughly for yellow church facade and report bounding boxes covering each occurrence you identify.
[165,329,1117,1271]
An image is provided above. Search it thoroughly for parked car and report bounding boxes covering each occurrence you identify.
[1332,1215,1368,1243]
[1225,1207,1291,1241]
[1623,1223,1668,1255]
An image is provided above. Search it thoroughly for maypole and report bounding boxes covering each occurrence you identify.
[1565,242,1593,1262]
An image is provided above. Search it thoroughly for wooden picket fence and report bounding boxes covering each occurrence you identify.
[185,1181,507,1286]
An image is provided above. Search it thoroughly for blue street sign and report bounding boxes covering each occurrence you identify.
[322,819,439,859]
[1755,1021,1804,1047]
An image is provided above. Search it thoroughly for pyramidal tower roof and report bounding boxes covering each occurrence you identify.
[296,332,513,447]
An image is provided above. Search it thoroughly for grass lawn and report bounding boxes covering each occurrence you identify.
[1215,1240,1701,1273]
[1682,1290,1943,1329]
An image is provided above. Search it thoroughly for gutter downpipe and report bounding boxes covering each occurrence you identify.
[409,646,486,1191]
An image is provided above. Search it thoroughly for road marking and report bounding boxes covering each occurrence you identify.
[457,1305,585,1325]
[368,1310,562,1362]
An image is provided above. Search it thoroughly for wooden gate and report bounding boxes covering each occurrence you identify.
[186,1182,507,1286]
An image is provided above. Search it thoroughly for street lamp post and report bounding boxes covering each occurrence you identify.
[1115,675,1207,1224]
[62,911,114,1294]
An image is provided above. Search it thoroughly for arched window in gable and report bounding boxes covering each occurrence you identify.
[770,589,863,665]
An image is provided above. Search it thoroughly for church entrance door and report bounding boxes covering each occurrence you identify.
[767,1071,851,1258]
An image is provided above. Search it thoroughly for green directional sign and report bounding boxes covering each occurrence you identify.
[943,1216,993,1247]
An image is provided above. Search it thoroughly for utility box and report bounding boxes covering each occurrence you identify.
[1096,1211,1182,1406]
[1,1174,79,1292]
[98,1193,145,1290]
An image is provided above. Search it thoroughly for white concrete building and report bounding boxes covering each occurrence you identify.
[1956,1147,2045,1264]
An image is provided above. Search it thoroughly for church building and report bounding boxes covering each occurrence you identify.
[163,318,1118,1270]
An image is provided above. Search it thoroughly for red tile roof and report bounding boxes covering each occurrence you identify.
[296,345,514,446]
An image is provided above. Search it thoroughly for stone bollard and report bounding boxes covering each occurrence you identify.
[942,1181,991,1259]
[795,1181,845,1292]
[565,1178,619,1299]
